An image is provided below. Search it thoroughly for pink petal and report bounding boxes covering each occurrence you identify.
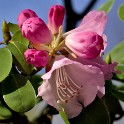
[22,17,53,44]
[48,5,65,34]
[65,31,104,59]
[76,56,117,80]
[97,86,105,98]
[65,10,107,35]
[17,9,38,29]
[39,55,105,118]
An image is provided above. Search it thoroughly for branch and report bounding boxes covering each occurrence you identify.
[0,42,4,45]
[63,0,98,31]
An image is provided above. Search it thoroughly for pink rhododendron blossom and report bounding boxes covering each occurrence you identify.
[17,9,38,29]
[75,55,117,80]
[66,10,107,35]
[65,31,104,59]
[38,55,105,118]
[22,17,52,44]
[65,10,107,59]
[48,5,65,34]
[24,49,49,67]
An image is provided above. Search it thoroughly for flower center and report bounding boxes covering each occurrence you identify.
[55,66,83,103]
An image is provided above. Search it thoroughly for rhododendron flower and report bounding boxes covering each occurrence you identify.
[24,49,49,67]
[65,10,107,59]
[65,31,104,59]
[48,5,65,34]
[17,9,38,29]
[22,17,53,44]
[38,55,105,118]
[74,55,117,80]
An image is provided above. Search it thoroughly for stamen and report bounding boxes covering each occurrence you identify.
[55,66,83,103]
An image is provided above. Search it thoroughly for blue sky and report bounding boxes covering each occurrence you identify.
[0,0,124,54]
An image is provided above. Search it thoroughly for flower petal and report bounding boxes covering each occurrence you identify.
[76,56,117,80]
[39,55,105,118]
[65,10,107,35]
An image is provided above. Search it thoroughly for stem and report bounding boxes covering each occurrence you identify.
[0,42,4,45]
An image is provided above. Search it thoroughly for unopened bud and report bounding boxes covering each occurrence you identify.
[2,20,11,44]
[105,54,111,64]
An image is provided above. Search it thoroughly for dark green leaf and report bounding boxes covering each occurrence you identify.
[12,30,29,47]
[2,74,36,113]
[8,41,33,74]
[0,47,12,82]
[118,4,124,22]
[0,102,12,119]
[30,75,42,94]
[104,93,123,120]
[98,0,115,13]
[8,23,19,34]
[112,89,124,102]
[69,97,110,124]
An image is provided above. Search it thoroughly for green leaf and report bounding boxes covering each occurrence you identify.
[118,4,124,22]
[112,89,124,102]
[0,47,12,82]
[58,102,70,124]
[8,23,19,34]
[2,74,36,113]
[0,102,12,119]
[12,30,29,47]
[109,41,124,79]
[104,93,123,120]
[109,41,124,62]
[98,0,115,13]
[69,97,110,124]
[30,75,42,94]
[8,41,33,74]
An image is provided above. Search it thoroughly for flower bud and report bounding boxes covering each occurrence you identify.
[22,17,53,44]
[17,9,38,29]
[48,5,65,34]
[24,49,49,67]
[2,20,11,44]
[65,31,104,59]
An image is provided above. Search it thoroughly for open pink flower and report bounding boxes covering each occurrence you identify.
[22,17,53,44]
[17,9,38,29]
[48,5,65,34]
[24,49,49,67]
[38,55,105,118]
[65,31,104,59]
[65,10,107,59]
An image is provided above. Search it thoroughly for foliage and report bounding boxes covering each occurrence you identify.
[0,1,124,124]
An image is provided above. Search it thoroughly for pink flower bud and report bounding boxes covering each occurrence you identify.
[48,5,65,34]
[17,9,38,29]
[65,31,104,59]
[24,49,49,67]
[22,17,53,44]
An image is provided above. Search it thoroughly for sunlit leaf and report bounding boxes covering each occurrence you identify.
[98,0,115,13]
[0,47,12,82]
[118,4,124,22]
[8,23,19,34]
[0,102,12,119]
[58,101,70,124]
[69,97,110,124]
[2,74,36,113]
[109,41,124,79]
[12,30,29,47]
[8,41,33,74]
